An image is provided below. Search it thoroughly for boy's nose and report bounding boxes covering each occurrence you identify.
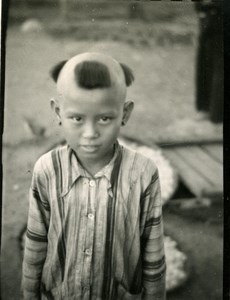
[82,123,99,139]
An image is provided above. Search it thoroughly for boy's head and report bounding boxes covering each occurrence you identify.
[51,52,134,101]
[50,52,135,164]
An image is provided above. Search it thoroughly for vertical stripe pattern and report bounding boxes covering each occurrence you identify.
[22,142,166,300]
[51,150,66,281]
[102,149,122,299]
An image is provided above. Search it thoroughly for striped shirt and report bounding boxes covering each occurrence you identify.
[22,141,166,300]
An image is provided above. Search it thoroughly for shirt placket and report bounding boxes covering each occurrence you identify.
[82,178,97,299]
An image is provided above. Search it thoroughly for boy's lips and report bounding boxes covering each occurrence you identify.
[81,144,101,152]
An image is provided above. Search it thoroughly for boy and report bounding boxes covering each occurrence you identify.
[22,52,166,300]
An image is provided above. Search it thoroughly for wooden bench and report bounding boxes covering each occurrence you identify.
[160,141,223,199]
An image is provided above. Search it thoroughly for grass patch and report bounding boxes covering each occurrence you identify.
[9,2,197,23]
[46,19,196,48]
[8,2,198,48]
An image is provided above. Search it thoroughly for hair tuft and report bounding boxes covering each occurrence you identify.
[50,60,68,82]
[75,61,111,89]
[120,63,135,87]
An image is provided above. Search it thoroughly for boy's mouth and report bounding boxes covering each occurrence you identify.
[81,145,101,152]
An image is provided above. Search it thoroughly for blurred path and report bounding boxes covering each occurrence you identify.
[164,209,223,300]
[4,26,63,144]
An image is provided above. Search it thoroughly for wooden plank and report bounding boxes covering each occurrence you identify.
[157,139,222,148]
[120,133,223,149]
[163,149,217,197]
[201,144,223,163]
[174,146,223,188]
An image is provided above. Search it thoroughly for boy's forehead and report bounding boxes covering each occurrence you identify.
[56,52,126,99]
[59,86,124,110]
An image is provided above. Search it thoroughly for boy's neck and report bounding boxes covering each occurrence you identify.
[76,145,116,177]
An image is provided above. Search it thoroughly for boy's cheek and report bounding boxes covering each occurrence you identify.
[62,121,79,132]
[61,127,80,143]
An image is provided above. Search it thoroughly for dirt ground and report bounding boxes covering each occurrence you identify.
[2,3,223,300]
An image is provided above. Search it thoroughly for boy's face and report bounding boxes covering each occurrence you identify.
[52,86,133,164]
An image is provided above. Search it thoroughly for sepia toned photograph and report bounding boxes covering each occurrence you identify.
[1,0,223,299]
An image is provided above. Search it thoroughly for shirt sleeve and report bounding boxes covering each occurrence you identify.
[22,159,50,300]
[140,167,166,300]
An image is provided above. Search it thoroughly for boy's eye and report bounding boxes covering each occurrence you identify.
[98,117,112,124]
[71,116,83,123]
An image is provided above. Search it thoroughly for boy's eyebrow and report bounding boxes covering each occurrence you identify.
[64,111,85,118]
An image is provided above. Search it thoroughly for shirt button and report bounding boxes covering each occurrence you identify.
[89,180,95,187]
[88,213,94,219]
[85,248,92,255]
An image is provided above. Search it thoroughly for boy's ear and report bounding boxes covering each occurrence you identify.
[50,60,68,82]
[119,63,135,87]
[50,98,61,120]
[122,101,134,126]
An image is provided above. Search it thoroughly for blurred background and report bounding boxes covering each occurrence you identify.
[2,1,223,299]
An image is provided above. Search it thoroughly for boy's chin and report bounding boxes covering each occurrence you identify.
[75,144,115,160]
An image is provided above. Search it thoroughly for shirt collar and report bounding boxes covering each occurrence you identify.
[62,141,121,197]
[93,142,120,181]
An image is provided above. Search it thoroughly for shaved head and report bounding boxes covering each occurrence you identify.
[55,52,130,102]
